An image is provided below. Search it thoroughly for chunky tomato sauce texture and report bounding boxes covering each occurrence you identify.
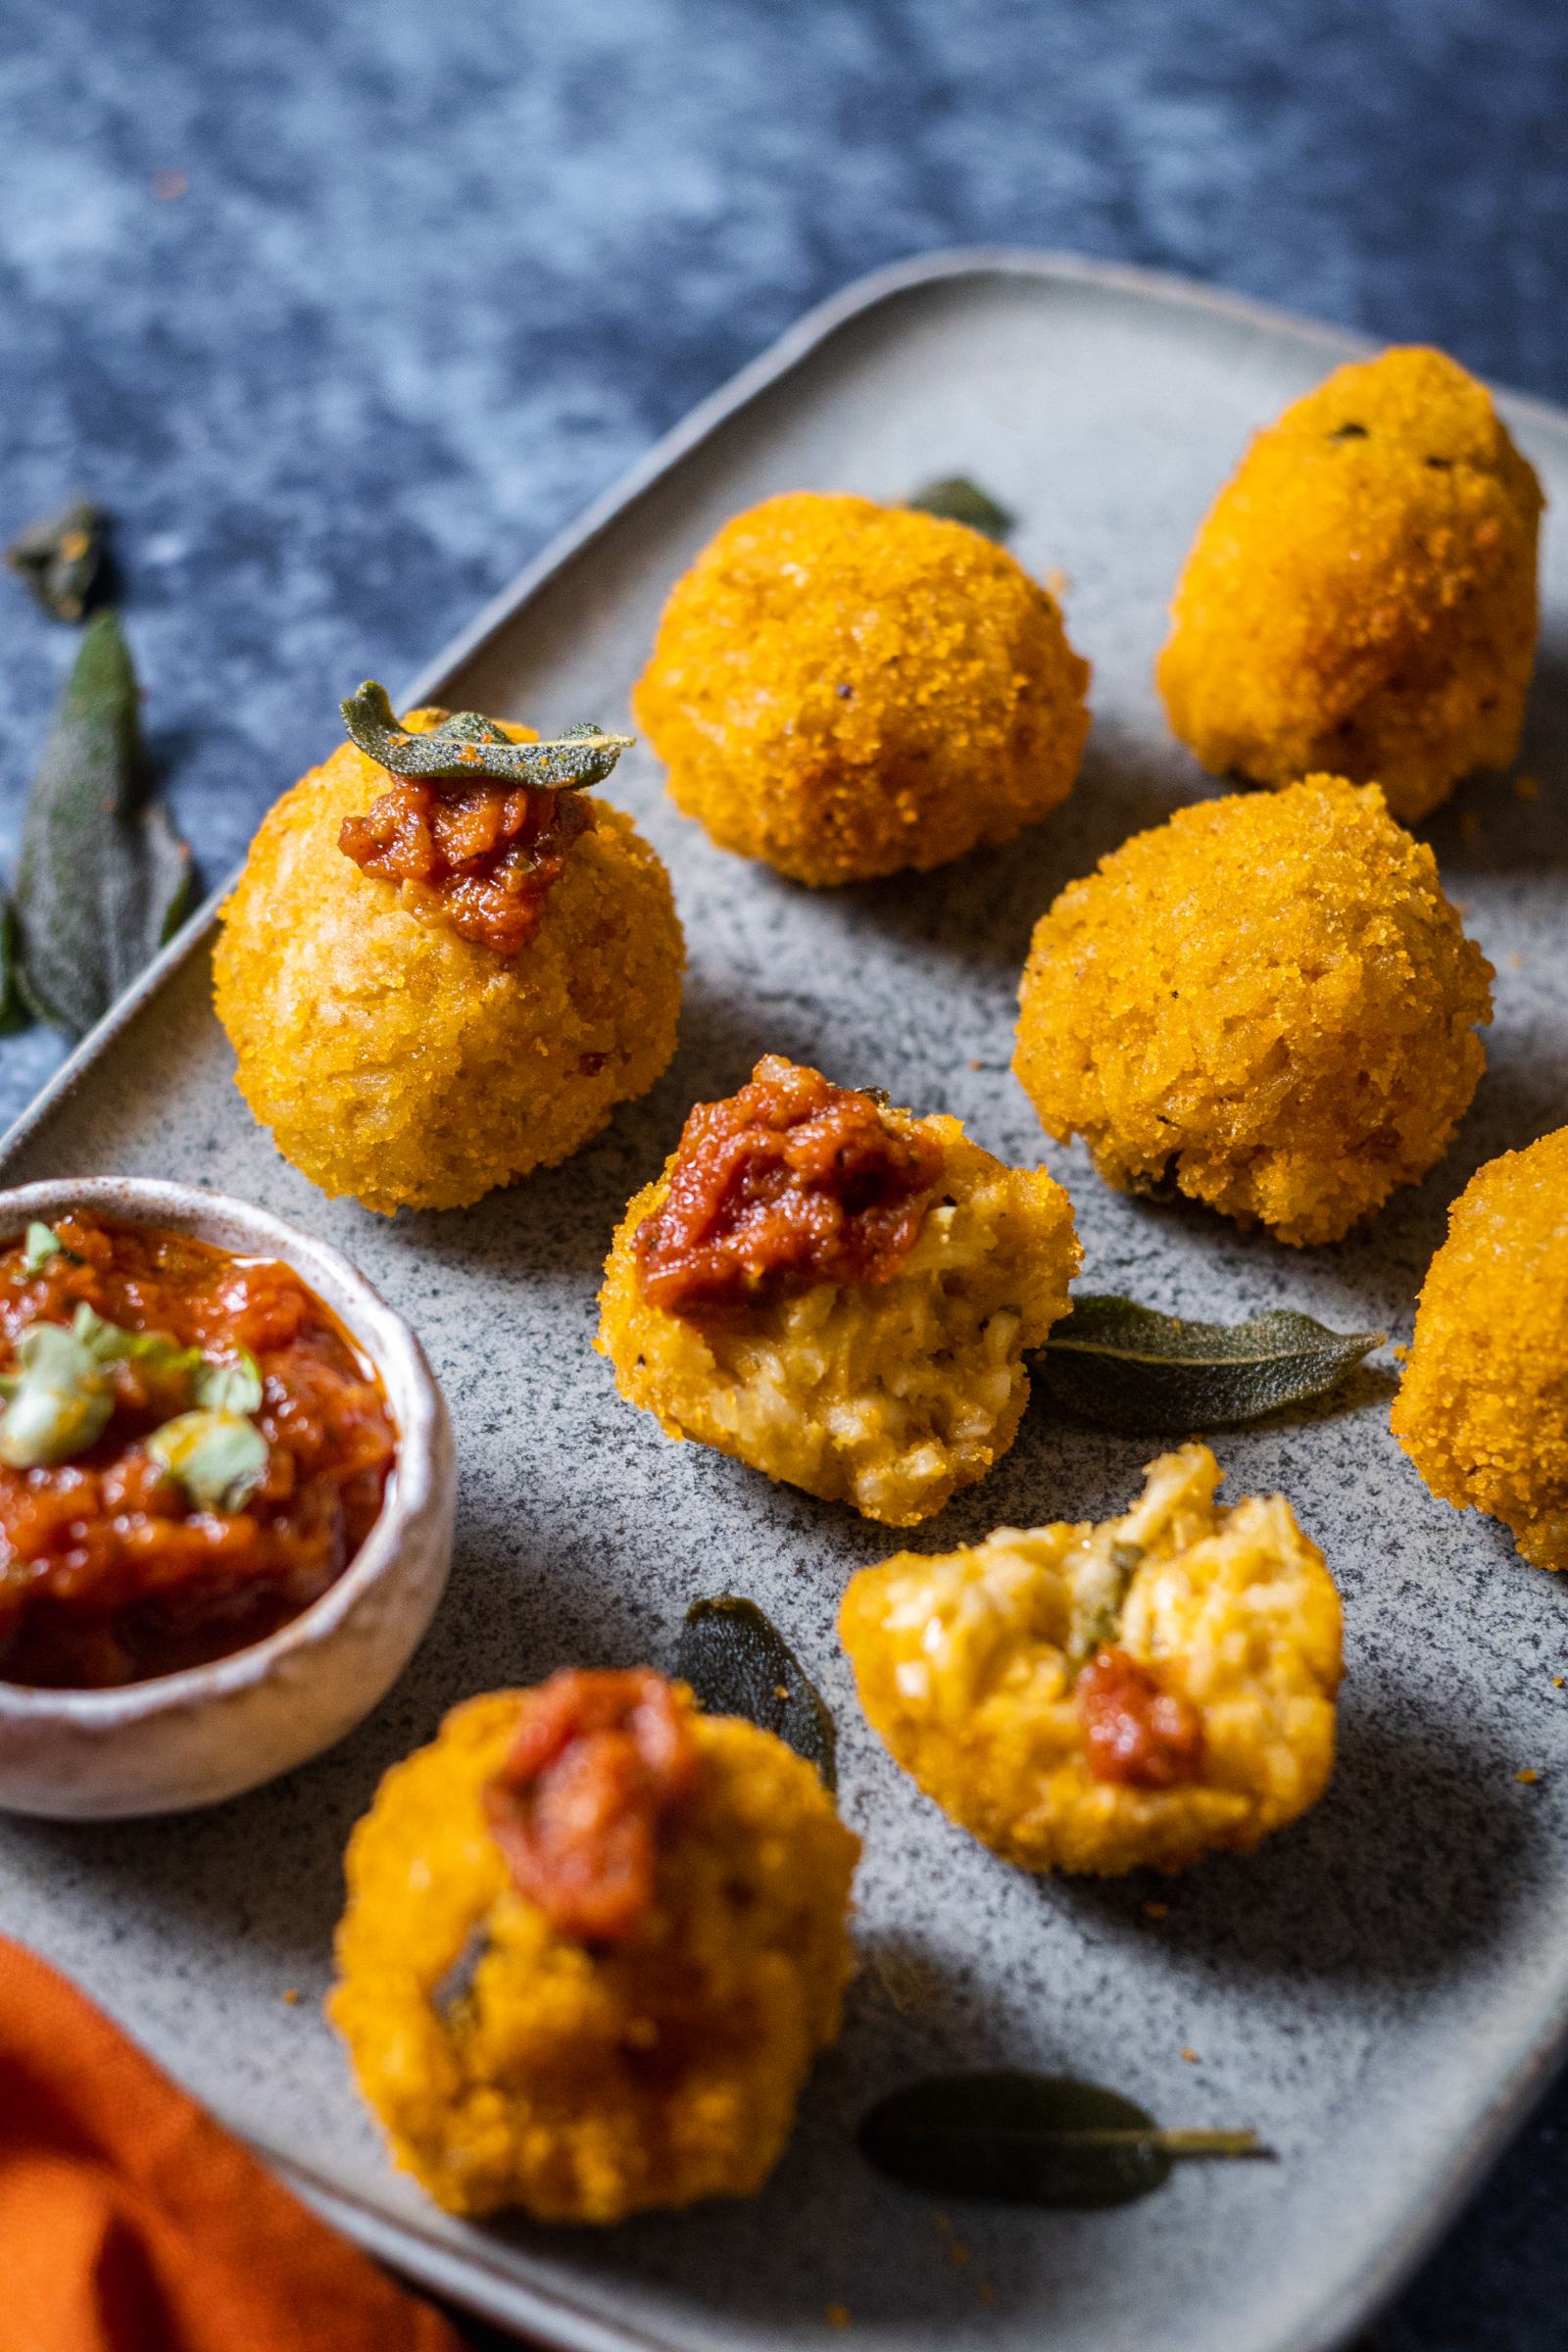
[634,1054,944,1317]
[0,1217,396,1689]
[483,1669,698,1943]
[339,776,592,954]
[1076,1645,1205,1788]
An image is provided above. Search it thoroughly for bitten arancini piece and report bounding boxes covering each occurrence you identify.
[840,1444,1343,1877]
[214,710,684,1213]
[1013,775,1493,1247]
[330,1676,858,2223]
[1392,1126,1568,1570]
[595,1057,1080,1527]
[633,491,1091,884]
[1157,346,1543,822]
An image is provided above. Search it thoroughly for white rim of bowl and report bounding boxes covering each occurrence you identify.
[0,1178,447,1724]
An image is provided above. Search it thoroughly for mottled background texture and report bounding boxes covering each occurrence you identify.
[1,1,1566,2345]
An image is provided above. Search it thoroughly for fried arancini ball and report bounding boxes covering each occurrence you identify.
[1013,774,1493,1247]
[595,1059,1080,1527]
[1392,1126,1568,1570]
[329,1680,858,2223]
[632,492,1091,884]
[840,1444,1343,1876]
[213,710,683,1213]
[1157,346,1544,822]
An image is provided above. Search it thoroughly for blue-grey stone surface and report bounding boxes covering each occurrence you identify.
[1,4,1565,2344]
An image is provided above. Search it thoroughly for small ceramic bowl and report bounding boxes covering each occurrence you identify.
[0,1178,456,1819]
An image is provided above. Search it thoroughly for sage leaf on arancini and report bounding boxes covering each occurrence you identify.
[1035,1295,1385,1436]
[906,477,1015,541]
[16,612,193,1038]
[341,679,634,791]
[676,1594,837,1791]
[858,2072,1268,2208]
[6,499,107,622]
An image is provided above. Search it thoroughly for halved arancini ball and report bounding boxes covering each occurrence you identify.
[1157,345,1543,822]
[840,1443,1343,1877]
[329,1672,858,2223]
[1013,774,1493,1246]
[1392,1125,1568,1570]
[633,491,1091,884]
[595,1056,1080,1526]
[214,709,684,1213]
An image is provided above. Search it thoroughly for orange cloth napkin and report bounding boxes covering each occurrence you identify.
[0,1936,462,2352]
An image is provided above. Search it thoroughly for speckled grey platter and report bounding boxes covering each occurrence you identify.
[2,252,1566,2352]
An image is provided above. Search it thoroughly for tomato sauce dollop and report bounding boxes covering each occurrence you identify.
[483,1669,698,1943]
[339,777,591,955]
[0,1216,396,1690]
[1076,1646,1205,1789]
[634,1055,945,1318]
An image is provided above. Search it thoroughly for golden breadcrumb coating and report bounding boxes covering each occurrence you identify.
[1013,774,1493,1246]
[1392,1125,1568,1570]
[840,1444,1343,1876]
[330,1689,858,2223]
[633,491,1091,884]
[1157,345,1543,822]
[214,710,684,1213]
[595,1108,1080,1526]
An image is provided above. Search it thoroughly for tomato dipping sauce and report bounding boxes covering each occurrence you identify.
[1076,1646,1204,1789]
[0,1216,396,1690]
[634,1055,945,1318]
[483,1669,698,1943]
[339,776,592,955]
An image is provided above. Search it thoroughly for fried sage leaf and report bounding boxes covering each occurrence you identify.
[1035,1295,1385,1436]
[16,612,193,1039]
[675,1594,836,1791]
[6,499,107,622]
[341,679,634,791]
[906,477,1014,541]
[859,2073,1267,2208]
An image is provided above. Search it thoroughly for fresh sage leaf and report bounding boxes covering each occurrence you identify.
[0,1320,114,1468]
[16,612,194,1039]
[0,887,27,1036]
[6,499,107,623]
[1035,1295,1385,1436]
[906,477,1015,541]
[341,680,634,792]
[675,1594,837,1791]
[146,1408,268,1512]
[70,1303,198,1386]
[22,1221,73,1275]
[858,2072,1268,2208]
[192,1348,264,1416]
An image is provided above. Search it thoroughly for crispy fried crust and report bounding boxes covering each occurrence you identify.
[1156,346,1543,821]
[1013,774,1493,1246]
[595,1111,1080,1525]
[213,711,684,1213]
[329,1691,858,2222]
[840,1445,1343,1876]
[633,492,1091,884]
[1392,1125,1568,1570]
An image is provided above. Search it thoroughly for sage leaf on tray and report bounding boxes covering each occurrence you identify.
[6,499,107,622]
[859,2072,1269,2208]
[1034,1294,1386,1436]
[16,612,193,1040]
[341,679,635,792]
[675,1594,837,1790]
[906,476,1014,540]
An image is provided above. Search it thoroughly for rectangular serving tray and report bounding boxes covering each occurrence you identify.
[3,250,1566,2352]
